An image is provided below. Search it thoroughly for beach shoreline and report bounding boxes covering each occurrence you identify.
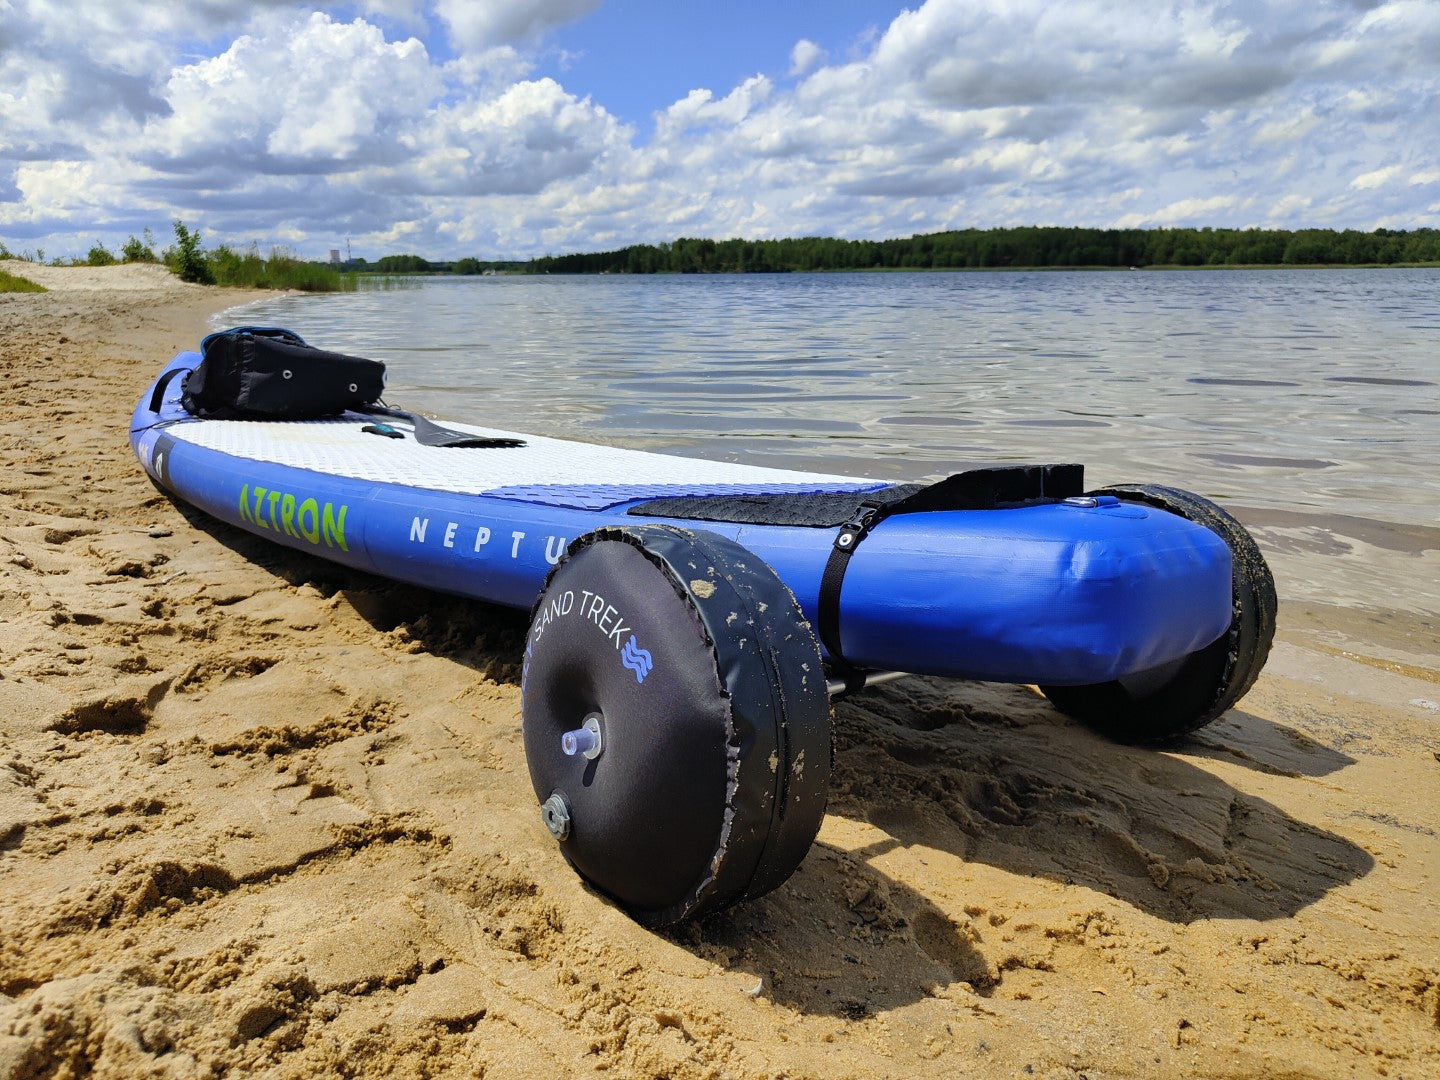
[1,262,1436,1078]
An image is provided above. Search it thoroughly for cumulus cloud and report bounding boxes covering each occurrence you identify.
[144,13,438,171]
[1,0,1438,259]
[789,39,823,77]
[433,0,601,83]
[657,77,772,141]
[425,78,627,195]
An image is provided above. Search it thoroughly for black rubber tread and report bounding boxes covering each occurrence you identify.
[521,524,831,926]
[631,485,922,527]
[1039,484,1277,744]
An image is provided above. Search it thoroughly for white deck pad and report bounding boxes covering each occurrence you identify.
[165,414,873,502]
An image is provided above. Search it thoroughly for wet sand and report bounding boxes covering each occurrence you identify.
[1,261,1437,1079]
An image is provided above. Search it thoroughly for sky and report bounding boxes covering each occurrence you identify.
[2,0,1438,261]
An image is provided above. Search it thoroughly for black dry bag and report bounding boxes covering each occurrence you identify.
[182,326,385,420]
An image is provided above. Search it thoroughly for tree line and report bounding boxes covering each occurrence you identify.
[13,223,1437,285]
[523,226,1440,274]
[347,255,525,274]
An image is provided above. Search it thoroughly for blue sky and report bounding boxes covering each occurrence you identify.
[532,3,897,136]
[2,1,1438,260]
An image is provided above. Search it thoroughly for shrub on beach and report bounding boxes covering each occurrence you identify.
[161,221,351,292]
[257,247,354,291]
[206,242,265,286]
[122,231,159,263]
[6,221,351,292]
[206,241,354,291]
[167,220,213,284]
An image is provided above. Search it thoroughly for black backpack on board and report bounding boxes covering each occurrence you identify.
[181,326,386,420]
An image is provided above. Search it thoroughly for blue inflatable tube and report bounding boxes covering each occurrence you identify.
[131,351,1233,687]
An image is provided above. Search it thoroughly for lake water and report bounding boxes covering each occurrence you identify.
[224,269,1440,618]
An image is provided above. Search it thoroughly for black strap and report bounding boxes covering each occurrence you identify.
[817,464,1084,671]
[818,500,886,671]
[362,406,525,449]
[148,367,188,414]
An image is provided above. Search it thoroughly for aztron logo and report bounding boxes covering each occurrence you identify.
[621,635,653,684]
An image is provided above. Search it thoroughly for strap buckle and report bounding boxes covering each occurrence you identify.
[833,502,883,553]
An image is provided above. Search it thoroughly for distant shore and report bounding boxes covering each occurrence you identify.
[13,222,1437,283]
[1,261,1437,1079]
[350,260,1440,276]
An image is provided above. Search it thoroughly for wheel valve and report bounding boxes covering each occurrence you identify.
[560,714,604,760]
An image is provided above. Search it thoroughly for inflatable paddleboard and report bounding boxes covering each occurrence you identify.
[132,336,1275,924]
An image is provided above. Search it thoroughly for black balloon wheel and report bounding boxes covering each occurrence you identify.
[1039,484,1278,745]
[521,524,831,926]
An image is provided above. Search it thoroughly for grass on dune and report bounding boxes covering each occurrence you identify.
[0,267,46,293]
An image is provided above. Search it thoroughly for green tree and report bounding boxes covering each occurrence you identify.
[168,220,213,284]
[375,254,430,273]
[1281,231,1333,265]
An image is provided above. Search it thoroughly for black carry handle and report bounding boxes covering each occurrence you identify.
[148,366,189,414]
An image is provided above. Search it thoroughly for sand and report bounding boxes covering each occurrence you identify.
[1,260,1437,1079]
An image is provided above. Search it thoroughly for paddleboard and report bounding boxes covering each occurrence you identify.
[131,348,1242,687]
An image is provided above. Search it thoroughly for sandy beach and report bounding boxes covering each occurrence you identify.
[1,260,1437,1079]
